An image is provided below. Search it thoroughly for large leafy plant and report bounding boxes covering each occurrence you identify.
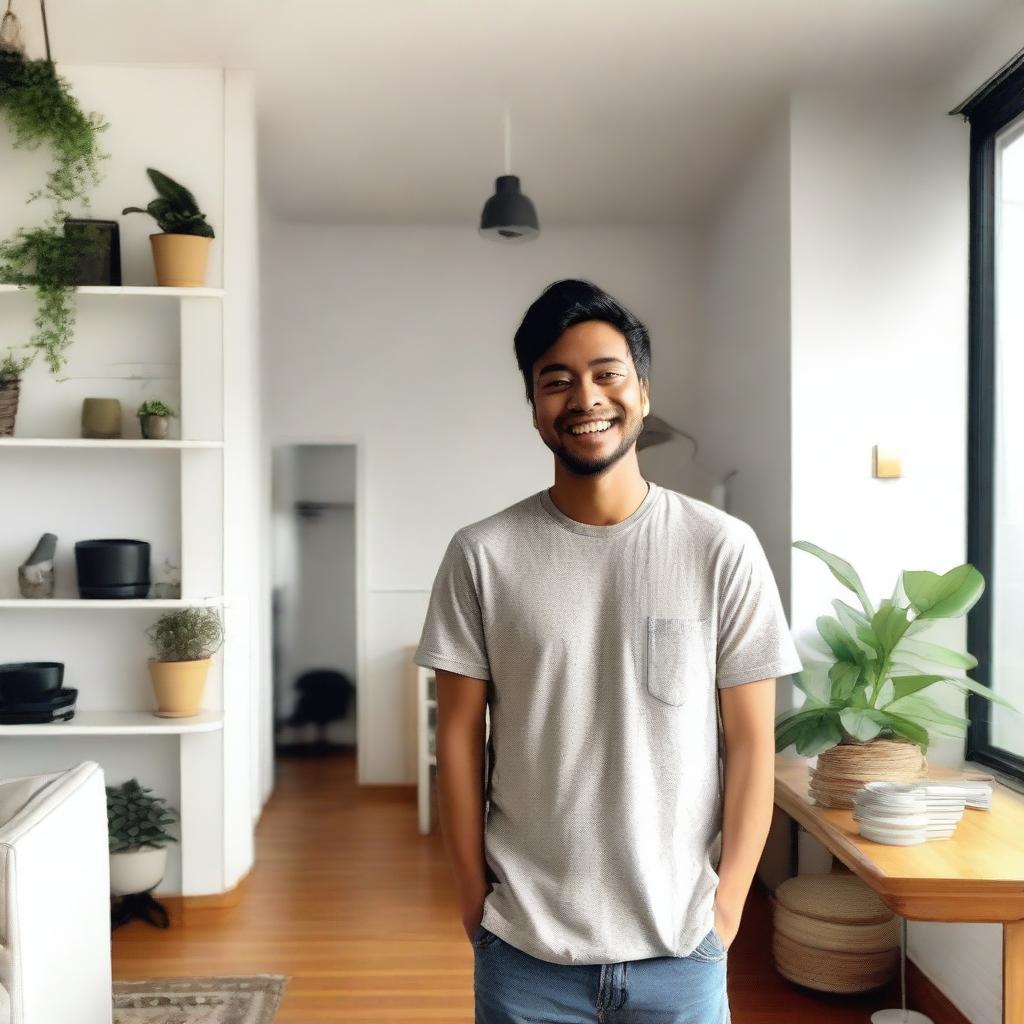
[776,541,1019,757]
[0,30,109,377]
[106,778,179,852]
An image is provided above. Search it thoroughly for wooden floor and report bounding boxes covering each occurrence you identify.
[112,750,907,1023]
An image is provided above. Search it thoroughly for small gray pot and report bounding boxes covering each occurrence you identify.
[140,414,169,440]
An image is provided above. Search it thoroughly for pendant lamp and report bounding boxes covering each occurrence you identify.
[479,108,539,242]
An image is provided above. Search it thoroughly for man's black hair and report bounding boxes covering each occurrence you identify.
[513,279,651,406]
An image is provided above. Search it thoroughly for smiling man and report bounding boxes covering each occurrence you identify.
[414,279,802,1023]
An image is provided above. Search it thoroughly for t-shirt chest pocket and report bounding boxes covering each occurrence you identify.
[646,616,713,706]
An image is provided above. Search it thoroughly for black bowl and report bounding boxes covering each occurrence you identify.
[74,539,150,592]
[0,662,65,703]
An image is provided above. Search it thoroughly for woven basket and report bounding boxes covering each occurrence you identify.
[772,873,899,993]
[0,378,19,437]
[810,737,927,808]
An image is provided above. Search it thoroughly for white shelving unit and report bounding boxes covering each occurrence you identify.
[0,283,230,894]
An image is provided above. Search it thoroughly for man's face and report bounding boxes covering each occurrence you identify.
[531,320,650,477]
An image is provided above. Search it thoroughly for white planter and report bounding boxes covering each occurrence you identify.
[109,845,168,896]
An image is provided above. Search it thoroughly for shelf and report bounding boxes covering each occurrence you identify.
[0,597,225,609]
[0,284,223,298]
[0,438,223,449]
[0,709,224,736]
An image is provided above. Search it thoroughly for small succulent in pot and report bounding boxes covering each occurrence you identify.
[122,168,215,287]
[106,778,178,896]
[137,397,177,440]
[146,605,224,718]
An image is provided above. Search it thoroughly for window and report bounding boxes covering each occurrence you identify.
[954,48,1024,783]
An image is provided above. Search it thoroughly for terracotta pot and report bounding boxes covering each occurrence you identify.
[140,414,169,439]
[0,379,19,437]
[150,233,212,287]
[148,656,211,717]
[109,845,168,896]
[808,737,928,808]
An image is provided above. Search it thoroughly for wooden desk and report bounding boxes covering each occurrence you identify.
[774,754,1024,1024]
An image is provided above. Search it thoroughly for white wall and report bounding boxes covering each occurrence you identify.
[699,103,794,710]
[262,223,705,783]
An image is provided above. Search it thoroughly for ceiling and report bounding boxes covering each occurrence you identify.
[9,0,1013,226]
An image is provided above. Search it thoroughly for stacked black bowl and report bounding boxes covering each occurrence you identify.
[0,662,77,724]
[74,539,151,599]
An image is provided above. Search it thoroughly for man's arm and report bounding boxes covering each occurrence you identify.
[713,676,777,949]
[434,668,490,941]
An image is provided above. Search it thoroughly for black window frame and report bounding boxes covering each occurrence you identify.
[951,48,1024,784]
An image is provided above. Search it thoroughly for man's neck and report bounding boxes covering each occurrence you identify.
[547,459,650,527]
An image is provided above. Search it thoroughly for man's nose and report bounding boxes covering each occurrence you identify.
[568,377,602,409]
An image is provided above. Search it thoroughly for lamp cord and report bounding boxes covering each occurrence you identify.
[39,0,50,61]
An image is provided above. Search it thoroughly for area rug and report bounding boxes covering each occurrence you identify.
[112,976,288,1024]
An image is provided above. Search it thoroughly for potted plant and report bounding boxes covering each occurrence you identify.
[0,350,33,436]
[775,541,1021,807]
[122,168,215,287]
[0,18,109,377]
[106,778,178,896]
[146,605,224,717]
[137,398,178,440]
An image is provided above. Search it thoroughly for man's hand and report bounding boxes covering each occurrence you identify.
[713,890,743,950]
[460,884,491,942]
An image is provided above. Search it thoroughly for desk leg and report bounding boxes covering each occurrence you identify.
[1007,919,1024,1024]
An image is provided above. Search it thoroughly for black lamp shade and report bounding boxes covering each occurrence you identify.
[479,175,540,241]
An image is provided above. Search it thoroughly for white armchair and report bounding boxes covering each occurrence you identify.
[0,761,112,1024]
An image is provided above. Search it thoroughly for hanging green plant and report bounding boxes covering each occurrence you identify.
[0,9,109,378]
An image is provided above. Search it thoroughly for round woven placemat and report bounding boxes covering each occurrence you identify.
[810,738,927,808]
[775,873,895,925]
[773,930,898,993]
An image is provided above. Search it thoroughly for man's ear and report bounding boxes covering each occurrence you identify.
[531,400,538,430]
[642,380,650,418]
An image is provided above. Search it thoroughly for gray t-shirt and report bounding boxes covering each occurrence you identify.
[414,480,802,965]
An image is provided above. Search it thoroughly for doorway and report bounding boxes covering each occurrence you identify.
[270,443,359,759]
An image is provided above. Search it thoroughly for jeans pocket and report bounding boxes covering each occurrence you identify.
[687,925,727,963]
[646,616,710,706]
[472,924,500,950]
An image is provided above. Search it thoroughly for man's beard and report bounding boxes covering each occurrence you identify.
[546,415,645,477]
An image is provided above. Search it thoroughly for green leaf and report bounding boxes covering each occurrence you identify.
[903,565,985,620]
[885,693,969,734]
[941,674,1022,712]
[897,637,977,670]
[829,661,862,701]
[817,616,862,664]
[793,667,832,705]
[794,540,875,617]
[839,707,887,741]
[833,600,877,659]
[887,674,946,702]
[876,710,930,750]
[794,714,843,757]
[871,604,911,656]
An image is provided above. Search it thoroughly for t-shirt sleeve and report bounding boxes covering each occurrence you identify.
[413,532,491,680]
[715,520,803,688]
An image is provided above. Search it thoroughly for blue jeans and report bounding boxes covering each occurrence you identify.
[472,924,731,1024]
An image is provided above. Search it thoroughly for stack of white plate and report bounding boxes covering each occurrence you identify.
[853,781,980,844]
[852,782,929,845]
[926,780,993,809]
